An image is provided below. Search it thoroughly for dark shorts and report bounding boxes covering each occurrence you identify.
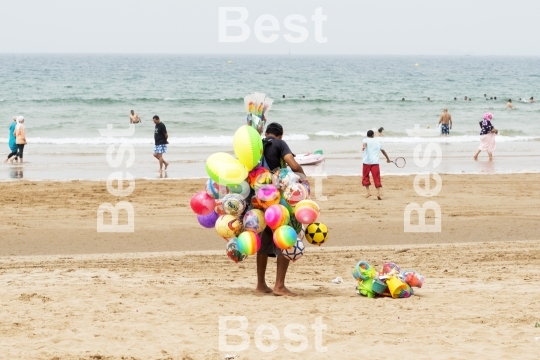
[441,124,450,135]
[259,227,281,257]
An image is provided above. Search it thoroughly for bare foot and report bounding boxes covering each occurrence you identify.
[273,286,297,297]
[255,285,273,294]
[164,162,169,170]
[365,193,372,198]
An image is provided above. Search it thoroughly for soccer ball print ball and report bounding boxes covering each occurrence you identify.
[305,222,328,246]
[282,239,306,262]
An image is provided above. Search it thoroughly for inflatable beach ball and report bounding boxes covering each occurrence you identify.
[236,231,261,256]
[206,178,230,199]
[206,152,248,186]
[190,191,216,216]
[226,238,246,264]
[220,194,246,217]
[243,209,266,233]
[228,181,251,199]
[273,225,297,250]
[256,184,281,210]
[282,239,305,262]
[248,166,272,190]
[233,125,263,171]
[294,200,320,224]
[264,204,290,230]
[305,222,328,246]
[215,215,242,239]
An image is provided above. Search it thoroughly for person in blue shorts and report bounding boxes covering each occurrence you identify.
[153,115,169,173]
[438,108,452,136]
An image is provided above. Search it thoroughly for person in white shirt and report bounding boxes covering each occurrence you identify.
[362,130,391,200]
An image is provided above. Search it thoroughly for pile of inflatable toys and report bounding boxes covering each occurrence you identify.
[352,261,424,299]
[188,92,329,264]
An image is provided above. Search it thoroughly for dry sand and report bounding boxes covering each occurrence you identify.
[1,175,540,359]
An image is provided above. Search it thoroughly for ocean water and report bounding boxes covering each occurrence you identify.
[1,54,539,180]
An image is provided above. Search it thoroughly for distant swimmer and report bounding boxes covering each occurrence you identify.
[282,95,285,99]
[506,99,515,109]
[469,98,472,101]
[490,97,493,100]
[484,94,487,98]
[402,98,405,101]
[130,110,141,124]
[374,127,384,137]
[427,97,431,101]
[530,97,535,103]
[454,97,457,101]
[464,96,468,101]
[494,96,497,100]
[302,95,305,98]
[438,108,452,136]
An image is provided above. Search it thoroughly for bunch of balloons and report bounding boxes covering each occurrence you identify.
[189,93,329,263]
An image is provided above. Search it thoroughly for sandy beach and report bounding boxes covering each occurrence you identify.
[1,174,540,359]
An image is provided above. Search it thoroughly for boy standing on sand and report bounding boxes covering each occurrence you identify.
[153,115,169,173]
[362,130,391,200]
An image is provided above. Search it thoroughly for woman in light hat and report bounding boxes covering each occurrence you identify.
[4,117,19,164]
[14,116,27,164]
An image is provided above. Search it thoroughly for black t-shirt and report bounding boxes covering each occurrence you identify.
[263,137,293,171]
[154,122,167,145]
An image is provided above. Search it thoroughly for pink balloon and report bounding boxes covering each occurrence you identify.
[190,191,216,215]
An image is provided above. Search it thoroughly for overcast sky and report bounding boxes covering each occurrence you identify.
[1,0,539,55]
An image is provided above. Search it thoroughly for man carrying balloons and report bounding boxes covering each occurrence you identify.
[256,122,305,297]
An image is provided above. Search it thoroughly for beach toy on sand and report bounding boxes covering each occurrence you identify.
[358,278,376,298]
[206,178,229,199]
[236,231,261,256]
[249,167,273,191]
[282,239,305,262]
[256,185,281,209]
[371,278,388,295]
[386,276,409,299]
[243,209,266,233]
[206,152,248,186]
[403,270,424,288]
[305,222,328,246]
[226,238,246,264]
[273,225,297,250]
[294,200,320,224]
[197,211,219,229]
[233,125,264,171]
[219,194,246,217]
[190,191,216,215]
[352,261,377,281]
[215,215,242,239]
[382,262,401,275]
[228,181,250,199]
[264,204,290,230]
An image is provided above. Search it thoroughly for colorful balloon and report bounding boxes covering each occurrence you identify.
[190,191,216,215]
[236,231,261,256]
[273,225,297,250]
[264,204,290,230]
[206,152,248,186]
[243,209,266,233]
[294,200,320,224]
[197,211,219,228]
[215,215,242,239]
[206,178,229,199]
[233,125,264,171]
[305,222,328,246]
